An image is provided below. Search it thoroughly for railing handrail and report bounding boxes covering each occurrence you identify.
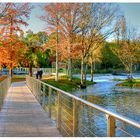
[26,76,140,129]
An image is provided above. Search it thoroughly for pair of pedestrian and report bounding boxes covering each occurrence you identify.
[36,67,43,79]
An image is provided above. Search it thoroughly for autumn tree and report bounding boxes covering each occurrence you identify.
[41,3,63,81]
[113,16,140,80]
[0,3,32,76]
[41,3,119,85]
[43,32,62,69]
[0,3,10,19]
[42,3,84,81]
[76,3,118,85]
[0,3,10,68]
[88,42,103,82]
[58,3,82,81]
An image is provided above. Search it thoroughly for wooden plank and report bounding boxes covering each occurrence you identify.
[0,82,62,137]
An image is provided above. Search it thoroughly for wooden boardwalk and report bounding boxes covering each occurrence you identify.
[0,82,62,137]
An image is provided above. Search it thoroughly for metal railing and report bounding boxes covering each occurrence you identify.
[26,76,140,137]
[0,76,11,109]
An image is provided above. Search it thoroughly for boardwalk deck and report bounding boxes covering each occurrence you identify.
[0,82,62,137]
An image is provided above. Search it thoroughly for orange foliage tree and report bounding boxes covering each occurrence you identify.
[41,3,118,85]
[0,3,32,76]
[41,3,82,81]
[58,3,82,80]
[41,3,64,81]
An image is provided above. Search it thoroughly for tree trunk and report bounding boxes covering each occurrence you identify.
[29,64,32,77]
[91,61,94,82]
[94,61,96,70]
[84,64,88,83]
[81,57,84,85]
[55,10,59,82]
[55,45,59,81]
[128,64,133,82]
[130,63,133,78]
[9,17,13,78]
[68,58,72,81]
[9,68,13,77]
[55,52,58,81]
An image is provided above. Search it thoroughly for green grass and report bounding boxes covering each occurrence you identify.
[117,79,140,88]
[0,75,26,83]
[42,75,95,92]
[112,78,124,81]
[12,75,26,82]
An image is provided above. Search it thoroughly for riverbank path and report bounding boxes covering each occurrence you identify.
[0,81,62,137]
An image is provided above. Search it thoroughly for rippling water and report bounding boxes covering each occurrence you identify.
[44,73,140,137]
[71,74,140,136]
[73,74,140,121]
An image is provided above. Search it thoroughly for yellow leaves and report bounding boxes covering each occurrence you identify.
[7,8,17,17]
[112,40,140,73]
[0,34,27,69]
[42,3,83,61]
[0,3,31,72]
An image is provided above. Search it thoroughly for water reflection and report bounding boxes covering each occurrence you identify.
[43,74,140,137]
[73,74,140,136]
[74,82,140,121]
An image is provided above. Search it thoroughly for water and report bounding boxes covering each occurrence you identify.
[72,73,140,136]
[43,73,140,136]
[73,74,140,119]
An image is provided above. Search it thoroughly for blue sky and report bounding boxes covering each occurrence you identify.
[21,3,140,34]
[21,4,45,34]
[119,3,140,32]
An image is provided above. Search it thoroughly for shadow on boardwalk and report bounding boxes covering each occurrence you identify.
[0,82,62,137]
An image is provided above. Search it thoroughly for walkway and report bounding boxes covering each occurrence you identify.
[0,82,62,137]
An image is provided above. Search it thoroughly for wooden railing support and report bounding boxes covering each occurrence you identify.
[73,99,79,136]
[48,87,52,118]
[56,91,62,130]
[42,84,46,108]
[107,115,116,137]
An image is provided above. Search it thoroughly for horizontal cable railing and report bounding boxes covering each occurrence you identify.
[26,76,140,137]
[0,76,11,110]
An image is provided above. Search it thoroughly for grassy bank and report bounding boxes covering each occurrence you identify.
[0,76,7,82]
[12,75,26,82]
[42,75,95,92]
[117,79,140,88]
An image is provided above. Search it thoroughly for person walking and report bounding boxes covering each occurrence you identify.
[39,69,43,79]
[36,67,40,79]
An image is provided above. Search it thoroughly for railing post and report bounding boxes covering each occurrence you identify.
[42,84,46,108]
[48,87,52,118]
[38,82,41,103]
[73,99,78,137]
[56,91,62,130]
[107,115,116,137]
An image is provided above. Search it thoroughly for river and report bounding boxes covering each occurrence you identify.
[70,73,140,136]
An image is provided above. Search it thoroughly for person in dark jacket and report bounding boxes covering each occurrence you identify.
[36,67,40,79]
[38,69,43,79]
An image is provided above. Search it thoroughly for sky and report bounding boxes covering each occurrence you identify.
[21,3,140,35]
[119,3,140,32]
[21,4,45,34]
